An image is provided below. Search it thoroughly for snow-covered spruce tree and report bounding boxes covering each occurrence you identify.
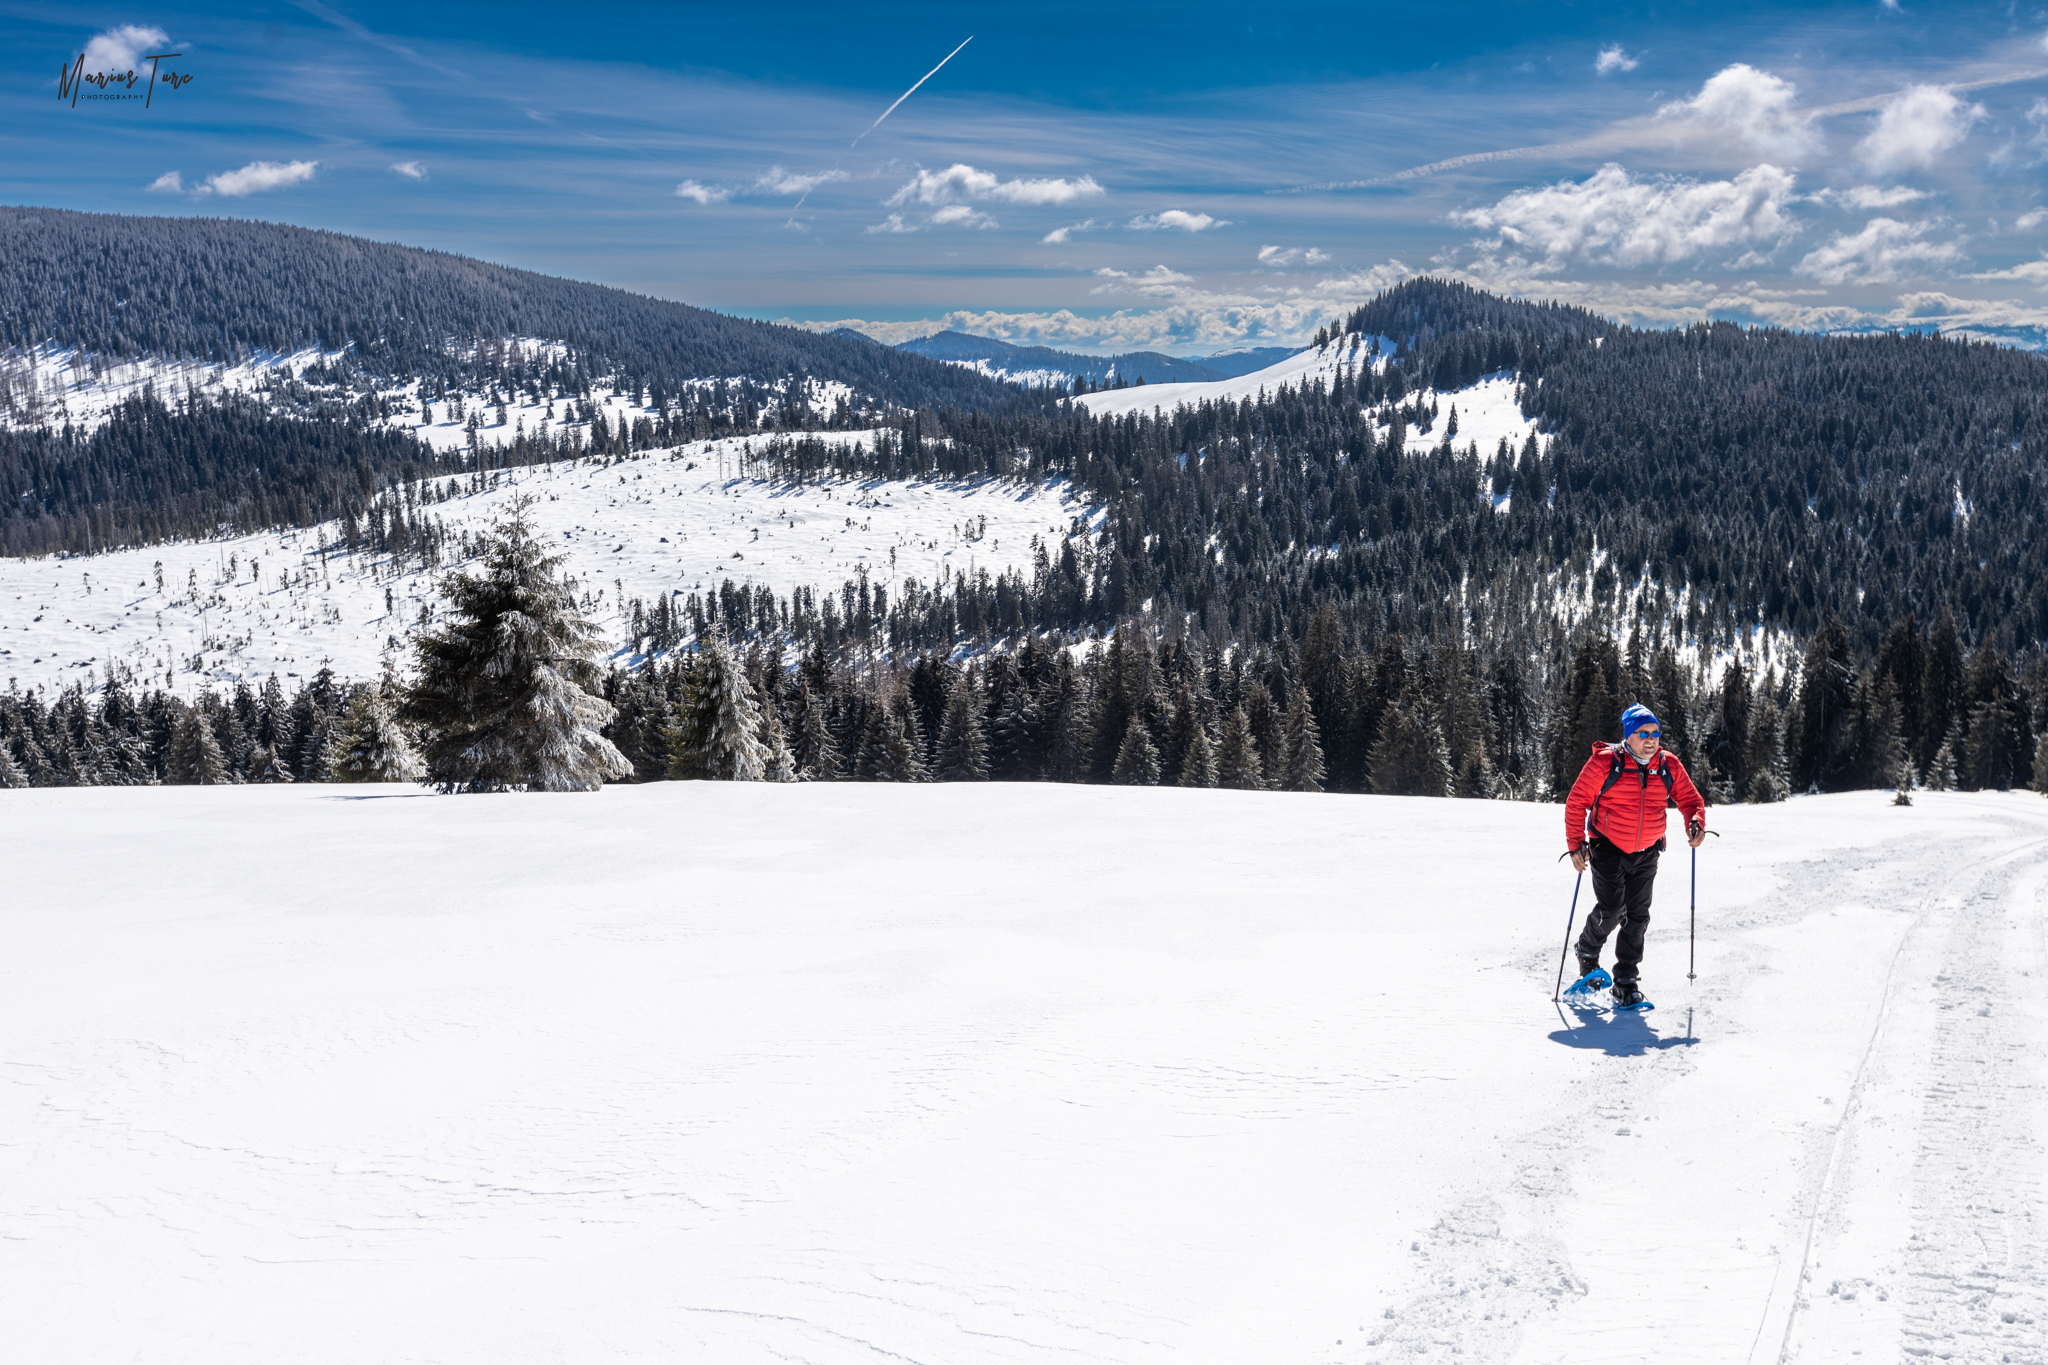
[935,674,990,781]
[1745,693,1792,803]
[167,706,230,785]
[404,499,630,792]
[1111,713,1161,785]
[792,685,843,780]
[2034,729,2048,797]
[665,632,770,781]
[1925,723,1961,792]
[758,694,798,783]
[1892,751,1916,806]
[328,686,426,784]
[1278,691,1327,793]
[0,743,27,789]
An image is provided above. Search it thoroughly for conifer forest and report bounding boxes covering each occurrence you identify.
[4,216,2047,803]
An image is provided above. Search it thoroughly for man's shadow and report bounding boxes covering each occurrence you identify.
[1549,1001,1698,1056]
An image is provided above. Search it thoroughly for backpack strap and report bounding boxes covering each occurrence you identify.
[1588,746,1678,840]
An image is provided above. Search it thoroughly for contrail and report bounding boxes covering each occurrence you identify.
[792,35,973,212]
[853,36,973,147]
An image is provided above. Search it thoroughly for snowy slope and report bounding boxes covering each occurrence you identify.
[0,436,1098,696]
[1077,338,1545,462]
[1,340,854,450]
[3,784,2044,1363]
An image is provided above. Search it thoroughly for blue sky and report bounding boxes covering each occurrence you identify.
[5,1,2048,353]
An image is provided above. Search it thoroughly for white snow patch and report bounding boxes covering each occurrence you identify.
[0,437,1098,696]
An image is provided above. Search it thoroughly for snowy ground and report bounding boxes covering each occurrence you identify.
[4,784,2043,1363]
[0,438,1097,696]
[1078,341,1543,463]
[1,341,852,453]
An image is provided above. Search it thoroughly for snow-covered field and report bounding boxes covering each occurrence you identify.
[1078,342,1544,462]
[0,438,1097,695]
[5,784,2043,1363]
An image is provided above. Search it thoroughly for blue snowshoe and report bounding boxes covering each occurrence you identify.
[1563,962,1612,997]
[1611,981,1654,1012]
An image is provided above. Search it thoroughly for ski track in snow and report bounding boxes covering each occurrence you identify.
[4,787,2047,1363]
[0,436,1098,696]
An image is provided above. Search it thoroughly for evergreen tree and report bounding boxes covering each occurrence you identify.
[2033,728,2048,797]
[666,634,770,781]
[1041,653,1093,783]
[1215,705,1265,791]
[1370,695,1454,798]
[1177,724,1218,788]
[328,686,427,783]
[792,685,844,780]
[986,686,1043,781]
[1744,691,1791,803]
[1926,723,1961,791]
[167,706,230,785]
[1963,696,2019,792]
[935,671,990,780]
[1278,690,1327,793]
[758,696,798,783]
[406,501,629,792]
[856,700,925,782]
[1111,713,1161,785]
[1921,610,1965,774]
[0,743,26,789]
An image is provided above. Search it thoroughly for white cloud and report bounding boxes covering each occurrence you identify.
[2016,208,2047,231]
[1596,46,1639,75]
[1657,64,1819,161]
[1795,217,1964,284]
[145,171,183,194]
[674,179,729,204]
[1453,163,1800,268]
[1856,85,1984,174]
[754,166,846,196]
[789,261,1416,352]
[931,204,997,229]
[1131,210,1222,232]
[1966,257,2048,283]
[1809,184,1928,210]
[82,25,169,72]
[1091,265,1197,297]
[390,161,427,181]
[1257,245,1330,267]
[886,164,1105,207]
[865,213,917,235]
[200,160,319,197]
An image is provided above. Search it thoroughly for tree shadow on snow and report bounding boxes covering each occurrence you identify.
[1548,1001,1698,1056]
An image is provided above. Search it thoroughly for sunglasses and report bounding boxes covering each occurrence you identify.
[1631,729,1661,740]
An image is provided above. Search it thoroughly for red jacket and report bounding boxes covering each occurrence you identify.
[1563,742,1706,854]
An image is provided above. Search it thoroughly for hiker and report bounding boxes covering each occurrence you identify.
[1563,703,1707,1009]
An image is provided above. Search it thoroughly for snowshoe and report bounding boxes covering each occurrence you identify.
[1563,964,1612,996]
[1610,981,1654,1012]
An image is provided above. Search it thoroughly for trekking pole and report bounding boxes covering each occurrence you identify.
[1553,863,1585,1002]
[1687,824,1719,983]
[1689,841,1697,982]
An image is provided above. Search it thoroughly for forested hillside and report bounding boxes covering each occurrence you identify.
[7,261,2048,802]
[0,207,1032,412]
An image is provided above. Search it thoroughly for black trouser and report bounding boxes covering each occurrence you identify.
[1575,836,1662,984]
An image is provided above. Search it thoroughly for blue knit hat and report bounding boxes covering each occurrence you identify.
[1620,703,1660,739]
